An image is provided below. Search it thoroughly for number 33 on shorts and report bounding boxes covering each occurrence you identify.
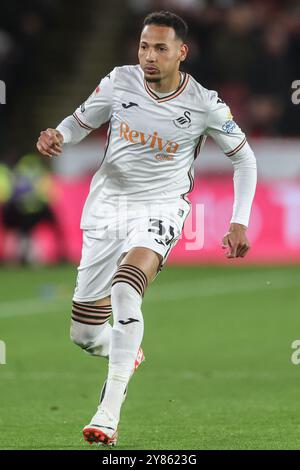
[146,217,181,261]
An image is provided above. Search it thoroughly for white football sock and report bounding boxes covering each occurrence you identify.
[101,266,146,421]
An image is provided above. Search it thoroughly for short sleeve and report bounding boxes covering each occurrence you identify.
[72,68,116,130]
[204,91,247,157]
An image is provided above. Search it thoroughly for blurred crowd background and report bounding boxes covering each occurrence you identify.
[127,0,300,136]
[0,0,299,264]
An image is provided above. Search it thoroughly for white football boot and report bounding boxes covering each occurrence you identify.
[83,407,118,446]
[83,347,145,446]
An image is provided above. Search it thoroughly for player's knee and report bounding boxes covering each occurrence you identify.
[70,301,111,349]
[70,321,95,349]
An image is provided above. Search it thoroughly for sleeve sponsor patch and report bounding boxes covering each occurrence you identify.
[222,120,236,134]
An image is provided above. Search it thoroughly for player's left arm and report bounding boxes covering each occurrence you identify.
[204,94,257,258]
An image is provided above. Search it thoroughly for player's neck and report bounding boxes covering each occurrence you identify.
[147,71,181,94]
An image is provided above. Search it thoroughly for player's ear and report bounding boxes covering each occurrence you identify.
[179,44,188,62]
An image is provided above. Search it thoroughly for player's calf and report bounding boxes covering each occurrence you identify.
[110,264,147,365]
[99,264,147,422]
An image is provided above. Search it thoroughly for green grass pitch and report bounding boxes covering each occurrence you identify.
[0,263,300,450]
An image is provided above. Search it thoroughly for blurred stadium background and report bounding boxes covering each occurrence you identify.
[1,0,300,450]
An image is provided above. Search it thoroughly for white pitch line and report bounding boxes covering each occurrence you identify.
[0,272,299,319]
[0,298,70,318]
[0,369,297,382]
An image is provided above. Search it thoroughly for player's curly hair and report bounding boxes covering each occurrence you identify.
[143,11,188,42]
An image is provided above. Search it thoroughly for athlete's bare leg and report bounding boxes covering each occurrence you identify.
[92,296,111,306]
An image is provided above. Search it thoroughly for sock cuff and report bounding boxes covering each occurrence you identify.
[72,301,112,325]
[112,264,148,297]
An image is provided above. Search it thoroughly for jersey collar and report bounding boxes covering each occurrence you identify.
[144,72,190,103]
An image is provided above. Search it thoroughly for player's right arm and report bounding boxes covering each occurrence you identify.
[36,70,115,157]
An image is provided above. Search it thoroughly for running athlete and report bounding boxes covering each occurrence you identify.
[36,11,257,446]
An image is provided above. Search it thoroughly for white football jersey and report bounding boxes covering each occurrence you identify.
[60,65,248,229]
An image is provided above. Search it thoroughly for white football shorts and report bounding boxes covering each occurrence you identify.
[73,201,190,302]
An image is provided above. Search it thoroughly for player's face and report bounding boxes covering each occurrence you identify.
[138,25,187,83]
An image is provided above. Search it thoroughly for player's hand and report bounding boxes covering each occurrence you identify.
[36,128,63,157]
[222,223,250,259]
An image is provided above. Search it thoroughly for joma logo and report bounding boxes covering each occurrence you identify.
[119,122,179,154]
